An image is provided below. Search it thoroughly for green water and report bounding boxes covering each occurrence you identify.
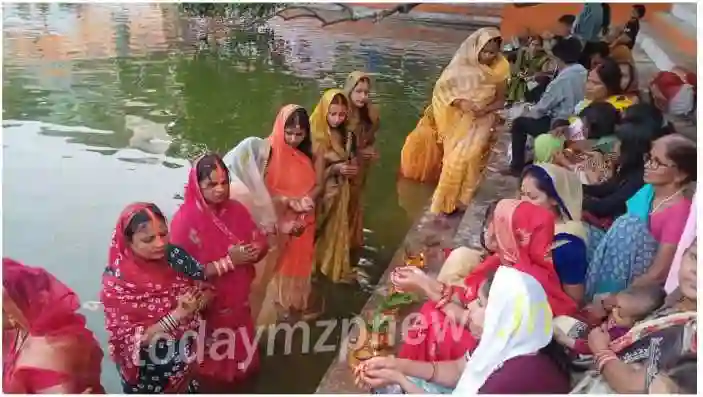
[2,3,471,392]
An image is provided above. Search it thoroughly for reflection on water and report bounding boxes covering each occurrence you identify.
[2,3,471,392]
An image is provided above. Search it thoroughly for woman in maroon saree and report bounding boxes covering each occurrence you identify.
[3,258,105,394]
[170,153,269,390]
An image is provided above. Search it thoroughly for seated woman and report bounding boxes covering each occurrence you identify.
[102,202,214,393]
[585,134,696,301]
[4,259,105,394]
[520,163,589,304]
[265,105,324,320]
[569,237,697,393]
[356,266,571,394]
[540,102,621,185]
[399,27,509,198]
[310,89,359,284]
[344,71,380,249]
[507,35,553,103]
[170,154,269,391]
[394,199,576,362]
[533,58,632,164]
[580,121,654,226]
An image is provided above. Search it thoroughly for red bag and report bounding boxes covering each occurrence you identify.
[650,67,696,116]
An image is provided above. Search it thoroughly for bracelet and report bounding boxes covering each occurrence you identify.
[159,313,179,334]
[213,260,224,276]
[434,283,452,310]
[222,255,234,271]
[597,354,617,372]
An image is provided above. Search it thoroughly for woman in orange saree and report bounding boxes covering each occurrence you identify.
[3,258,105,394]
[265,104,325,320]
[399,28,510,215]
[344,71,380,249]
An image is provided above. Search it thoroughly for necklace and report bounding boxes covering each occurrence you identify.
[650,187,684,214]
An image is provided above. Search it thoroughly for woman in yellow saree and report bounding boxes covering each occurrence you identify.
[310,89,359,283]
[344,71,380,249]
[400,27,509,214]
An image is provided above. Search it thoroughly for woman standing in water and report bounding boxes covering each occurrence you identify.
[310,89,358,284]
[266,105,325,320]
[344,71,380,249]
[170,154,269,391]
[3,258,105,393]
[102,202,214,393]
[399,27,509,215]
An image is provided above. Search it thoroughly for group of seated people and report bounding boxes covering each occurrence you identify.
[355,139,697,393]
[353,6,698,394]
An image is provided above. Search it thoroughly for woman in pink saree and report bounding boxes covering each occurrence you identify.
[170,153,269,391]
[3,258,105,393]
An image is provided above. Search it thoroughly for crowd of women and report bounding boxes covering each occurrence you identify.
[354,17,698,396]
[3,70,382,393]
[3,18,698,395]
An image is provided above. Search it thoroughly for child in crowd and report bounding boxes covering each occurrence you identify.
[611,5,646,50]
[649,354,698,394]
[554,285,666,356]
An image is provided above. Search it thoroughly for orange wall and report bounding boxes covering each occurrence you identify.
[500,3,672,39]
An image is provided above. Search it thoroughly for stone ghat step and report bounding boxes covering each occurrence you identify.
[316,127,518,393]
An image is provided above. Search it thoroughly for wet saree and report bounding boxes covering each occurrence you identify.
[223,137,281,323]
[344,71,380,249]
[4,258,105,394]
[400,28,509,194]
[398,200,577,362]
[265,105,318,311]
[310,89,357,283]
[170,156,268,387]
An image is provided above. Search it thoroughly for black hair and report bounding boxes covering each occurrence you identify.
[663,134,697,184]
[595,58,623,96]
[551,37,583,65]
[480,200,500,252]
[284,107,313,159]
[521,166,572,220]
[660,354,697,394]
[621,103,671,139]
[620,285,666,321]
[578,101,620,140]
[558,14,576,26]
[124,203,167,241]
[479,268,571,377]
[591,41,610,59]
[196,153,230,184]
[614,121,656,177]
[601,3,611,35]
[633,4,646,18]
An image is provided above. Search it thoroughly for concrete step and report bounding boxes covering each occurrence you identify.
[637,10,696,72]
[671,3,697,29]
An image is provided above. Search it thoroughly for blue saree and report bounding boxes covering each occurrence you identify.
[584,185,658,300]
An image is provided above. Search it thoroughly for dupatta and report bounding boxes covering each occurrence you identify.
[265,104,317,201]
[343,71,380,147]
[462,200,578,317]
[454,266,552,395]
[310,88,354,158]
[432,27,510,110]
[223,137,277,232]
[100,202,201,391]
[3,258,105,394]
[526,163,588,242]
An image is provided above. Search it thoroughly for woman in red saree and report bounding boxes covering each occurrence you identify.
[266,105,324,321]
[102,202,217,393]
[393,199,577,362]
[170,153,269,391]
[3,258,105,394]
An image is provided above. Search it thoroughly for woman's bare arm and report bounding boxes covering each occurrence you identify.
[397,357,466,388]
[422,278,471,324]
[600,359,647,393]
